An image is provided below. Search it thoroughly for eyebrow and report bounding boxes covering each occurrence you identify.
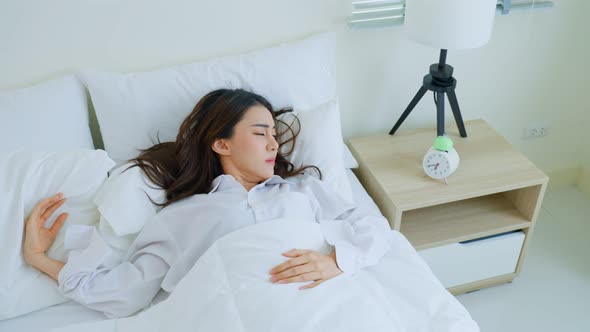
[250,124,276,129]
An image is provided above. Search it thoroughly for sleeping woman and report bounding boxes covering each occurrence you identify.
[22,89,393,318]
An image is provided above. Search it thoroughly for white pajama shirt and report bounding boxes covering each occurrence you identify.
[58,173,393,318]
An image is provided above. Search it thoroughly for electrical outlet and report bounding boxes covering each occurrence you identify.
[525,123,550,138]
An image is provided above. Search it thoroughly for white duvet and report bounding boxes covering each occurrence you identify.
[48,218,479,332]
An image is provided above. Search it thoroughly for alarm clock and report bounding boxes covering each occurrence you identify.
[422,135,460,184]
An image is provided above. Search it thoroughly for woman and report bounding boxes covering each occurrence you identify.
[23,89,392,318]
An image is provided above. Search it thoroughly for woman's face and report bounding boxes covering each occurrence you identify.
[214,104,279,183]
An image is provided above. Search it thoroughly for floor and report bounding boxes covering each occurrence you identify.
[456,185,590,331]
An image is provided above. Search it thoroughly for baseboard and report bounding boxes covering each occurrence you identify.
[545,166,581,189]
[578,166,590,195]
[544,164,590,196]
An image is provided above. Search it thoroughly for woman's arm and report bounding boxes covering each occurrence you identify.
[26,254,65,281]
[23,193,180,318]
[57,217,180,318]
[321,204,393,274]
[269,176,393,288]
[306,176,393,275]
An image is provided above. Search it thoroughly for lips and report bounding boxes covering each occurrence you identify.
[265,158,275,163]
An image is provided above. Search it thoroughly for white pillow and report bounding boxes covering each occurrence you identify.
[342,144,359,169]
[279,98,353,203]
[0,76,95,151]
[0,149,115,320]
[81,32,336,165]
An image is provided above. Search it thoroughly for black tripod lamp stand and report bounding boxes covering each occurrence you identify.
[389,0,497,137]
[389,49,467,138]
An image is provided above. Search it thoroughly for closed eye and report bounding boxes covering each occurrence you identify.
[255,133,278,139]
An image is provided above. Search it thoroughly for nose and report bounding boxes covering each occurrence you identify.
[268,136,278,151]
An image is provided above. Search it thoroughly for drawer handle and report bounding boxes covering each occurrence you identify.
[459,230,521,245]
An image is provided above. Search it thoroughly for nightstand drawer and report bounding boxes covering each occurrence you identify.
[418,231,525,288]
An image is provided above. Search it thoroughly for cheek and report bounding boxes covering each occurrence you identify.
[240,137,260,153]
[234,136,264,159]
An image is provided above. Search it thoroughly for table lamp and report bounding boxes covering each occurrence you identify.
[389,0,497,137]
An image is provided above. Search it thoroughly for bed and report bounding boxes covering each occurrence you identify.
[0,170,380,331]
[0,32,479,331]
[0,170,478,332]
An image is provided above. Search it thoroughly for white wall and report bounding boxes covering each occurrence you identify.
[1,0,588,173]
[336,0,589,174]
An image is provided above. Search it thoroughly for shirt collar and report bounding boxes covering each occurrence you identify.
[208,174,294,194]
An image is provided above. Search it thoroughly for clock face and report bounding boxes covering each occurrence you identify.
[423,150,453,179]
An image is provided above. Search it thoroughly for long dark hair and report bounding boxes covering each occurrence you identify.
[127,88,320,208]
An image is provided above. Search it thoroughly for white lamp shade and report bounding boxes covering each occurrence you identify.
[404,0,497,50]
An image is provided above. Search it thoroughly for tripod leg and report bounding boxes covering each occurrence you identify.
[389,86,428,135]
[447,90,467,137]
[437,92,445,137]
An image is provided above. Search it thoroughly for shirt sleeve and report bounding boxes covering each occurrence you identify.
[304,175,393,275]
[57,214,180,318]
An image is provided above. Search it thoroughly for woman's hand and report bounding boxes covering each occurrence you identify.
[23,193,68,265]
[269,249,343,290]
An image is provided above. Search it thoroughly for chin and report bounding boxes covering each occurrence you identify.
[262,168,274,179]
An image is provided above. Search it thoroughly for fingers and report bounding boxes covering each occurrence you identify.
[282,248,311,257]
[269,249,343,290]
[30,193,64,221]
[49,213,68,235]
[270,263,315,283]
[274,272,322,285]
[269,255,309,275]
[41,197,67,222]
[38,193,64,212]
[299,279,326,290]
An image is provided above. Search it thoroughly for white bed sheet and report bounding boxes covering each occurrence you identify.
[0,300,105,332]
[0,170,418,331]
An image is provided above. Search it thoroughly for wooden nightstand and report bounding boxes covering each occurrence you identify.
[348,119,549,294]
